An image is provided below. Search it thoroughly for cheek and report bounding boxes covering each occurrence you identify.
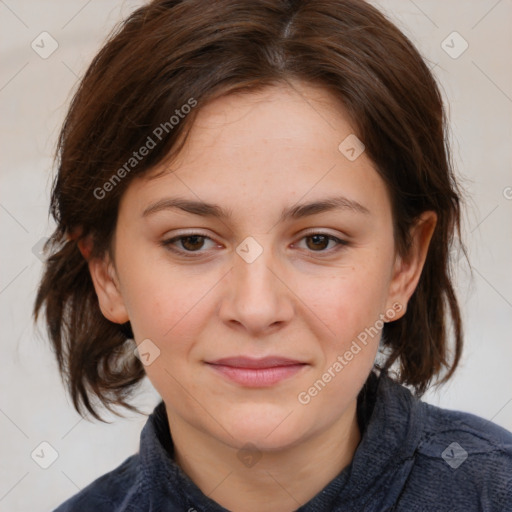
[295,268,387,414]
[118,251,220,350]
[124,274,200,340]
[305,262,391,342]
[120,264,215,399]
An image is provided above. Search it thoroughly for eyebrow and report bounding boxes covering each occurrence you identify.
[142,195,370,221]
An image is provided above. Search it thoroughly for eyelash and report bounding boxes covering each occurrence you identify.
[160,231,348,258]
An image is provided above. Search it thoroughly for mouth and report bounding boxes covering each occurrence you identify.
[205,356,308,387]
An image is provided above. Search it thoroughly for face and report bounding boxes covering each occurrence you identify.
[90,81,433,451]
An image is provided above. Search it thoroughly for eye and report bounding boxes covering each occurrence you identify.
[294,232,348,254]
[161,231,348,257]
[161,233,218,255]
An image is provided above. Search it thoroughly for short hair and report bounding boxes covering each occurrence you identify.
[34,0,464,421]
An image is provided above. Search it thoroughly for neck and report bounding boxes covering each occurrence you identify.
[167,399,361,512]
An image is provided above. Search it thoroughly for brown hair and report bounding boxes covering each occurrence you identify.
[35,0,464,421]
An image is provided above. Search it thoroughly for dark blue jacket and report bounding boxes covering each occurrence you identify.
[54,370,512,511]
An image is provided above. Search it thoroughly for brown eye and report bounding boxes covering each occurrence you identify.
[305,234,331,251]
[180,235,206,251]
[161,233,217,255]
[294,232,348,255]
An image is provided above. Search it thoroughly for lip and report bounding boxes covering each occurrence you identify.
[205,357,308,387]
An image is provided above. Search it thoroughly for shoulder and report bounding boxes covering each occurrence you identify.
[419,400,512,470]
[53,454,141,512]
[403,399,512,511]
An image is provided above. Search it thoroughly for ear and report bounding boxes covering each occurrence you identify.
[385,211,437,320]
[88,253,130,324]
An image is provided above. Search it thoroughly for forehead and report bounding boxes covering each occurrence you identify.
[172,81,356,164]
[122,81,390,225]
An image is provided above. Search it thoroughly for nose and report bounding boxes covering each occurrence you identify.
[218,238,294,336]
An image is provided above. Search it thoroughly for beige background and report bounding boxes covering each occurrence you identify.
[1,1,511,510]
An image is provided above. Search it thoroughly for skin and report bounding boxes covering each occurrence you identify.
[88,80,436,511]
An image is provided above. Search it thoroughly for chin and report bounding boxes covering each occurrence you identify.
[218,403,311,451]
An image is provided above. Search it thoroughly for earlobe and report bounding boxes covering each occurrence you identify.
[386,211,437,320]
[88,255,130,324]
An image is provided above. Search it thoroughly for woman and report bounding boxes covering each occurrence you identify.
[35,0,512,510]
